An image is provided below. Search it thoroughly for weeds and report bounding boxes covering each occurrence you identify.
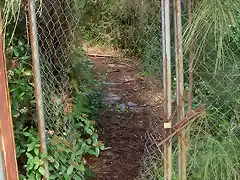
[6,16,104,180]
[80,0,240,179]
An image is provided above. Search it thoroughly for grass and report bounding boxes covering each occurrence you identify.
[187,114,240,180]
[138,0,240,179]
[140,112,240,180]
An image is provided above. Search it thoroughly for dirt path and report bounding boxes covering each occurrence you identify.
[85,46,164,180]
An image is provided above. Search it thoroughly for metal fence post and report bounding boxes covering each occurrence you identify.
[0,8,19,180]
[28,0,49,179]
[162,0,172,180]
[174,0,186,179]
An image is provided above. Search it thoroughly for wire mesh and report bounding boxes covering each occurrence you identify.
[26,0,240,179]
[139,0,240,180]
[28,0,89,179]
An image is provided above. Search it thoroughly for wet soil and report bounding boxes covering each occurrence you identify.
[85,49,164,180]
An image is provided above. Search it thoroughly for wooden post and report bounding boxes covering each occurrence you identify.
[0,8,19,180]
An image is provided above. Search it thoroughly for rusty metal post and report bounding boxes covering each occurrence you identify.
[28,0,49,179]
[174,0,186,179]
[0,9,19,180]
[162,0,172,180]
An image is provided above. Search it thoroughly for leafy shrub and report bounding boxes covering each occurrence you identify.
[80,1,240,179]
[6,24,103,180]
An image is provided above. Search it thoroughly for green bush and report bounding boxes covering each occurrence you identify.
[6,22,103,180]
[80,0,240,179]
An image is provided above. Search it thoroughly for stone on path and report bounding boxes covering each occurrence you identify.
[102,93,121,104]
[127,102,138,107]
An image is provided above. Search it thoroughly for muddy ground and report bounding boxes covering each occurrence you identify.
[84,46,164,180]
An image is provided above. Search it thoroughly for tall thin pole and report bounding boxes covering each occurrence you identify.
[174,0,186,179]
[162,1,172,180]
[28,0,49,179]
[0,8,19,180]
[186,0,195,167]
[187,0,194,113]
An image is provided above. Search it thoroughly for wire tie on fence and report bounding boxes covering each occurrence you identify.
[164,122,171,129]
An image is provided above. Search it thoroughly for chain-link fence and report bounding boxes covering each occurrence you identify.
[3,0,240,179]
[27,0,103,179]
[138,1,240,180]
[182,1,240,179]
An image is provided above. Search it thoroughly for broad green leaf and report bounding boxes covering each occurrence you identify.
[92,134,98,146]
[22,70,32,76]
[86,149,96,156]
[86,138,92,145]
[76,164,85,172]
[67,165,74,175]
[36,172,41,180]
[75,149,83,156]
[19,174,26,180]
[26,152,33,159]
[71,154,76,162]
[95,147,100,157]
[34,148,39,156]
[27,142,35,152]
[63,174,71,180]
[23,132,32,137]
[75,122,84,127]
[34,163,40,170]
[28,160,34,170]
[39,167,45,176]
[18,40,23,46]
[29,173,35,180]
[49,175,57,179]
[33,156,40,163]
[84,126,93,135]
[100,144,105,151]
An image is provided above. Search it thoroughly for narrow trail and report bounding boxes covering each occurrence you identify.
[85,46,164,180]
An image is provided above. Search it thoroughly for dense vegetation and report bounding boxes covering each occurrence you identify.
[4,0,240,179]
[80,0,240,179]
[4,1,104,179]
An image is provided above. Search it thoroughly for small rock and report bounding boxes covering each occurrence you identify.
[108,64,115,68]
[102,93,121,104]
[119,103,126,112]
[127,102,138,107]
[129,106,144,112]
[104,82,121,85]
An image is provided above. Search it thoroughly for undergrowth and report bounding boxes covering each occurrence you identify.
[4,0,240,179]
[80,0,240,179]
[5,9,103,180]
[187,117,240,179]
